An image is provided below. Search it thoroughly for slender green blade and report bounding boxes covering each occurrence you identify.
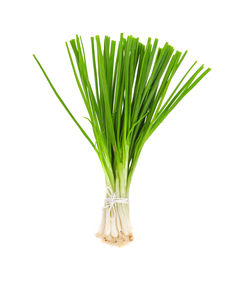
[33,55,98,154]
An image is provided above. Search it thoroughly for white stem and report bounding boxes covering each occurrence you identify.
[97,202,133,246]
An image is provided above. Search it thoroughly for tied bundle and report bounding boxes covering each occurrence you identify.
[34,34,210,246]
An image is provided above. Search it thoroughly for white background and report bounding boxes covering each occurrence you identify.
[0,0,249,280]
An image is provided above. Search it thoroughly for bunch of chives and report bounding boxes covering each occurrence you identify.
[34,34,210,246]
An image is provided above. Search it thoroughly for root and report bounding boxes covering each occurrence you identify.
[96,232,133,247]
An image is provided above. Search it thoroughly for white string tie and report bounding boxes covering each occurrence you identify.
[104,187,129,216]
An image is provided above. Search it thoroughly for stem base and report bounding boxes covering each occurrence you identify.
[96,203,133,246]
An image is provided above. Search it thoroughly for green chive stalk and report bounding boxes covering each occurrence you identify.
[34,34,210,246]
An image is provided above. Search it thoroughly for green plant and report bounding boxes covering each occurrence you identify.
[34,34,210,246]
